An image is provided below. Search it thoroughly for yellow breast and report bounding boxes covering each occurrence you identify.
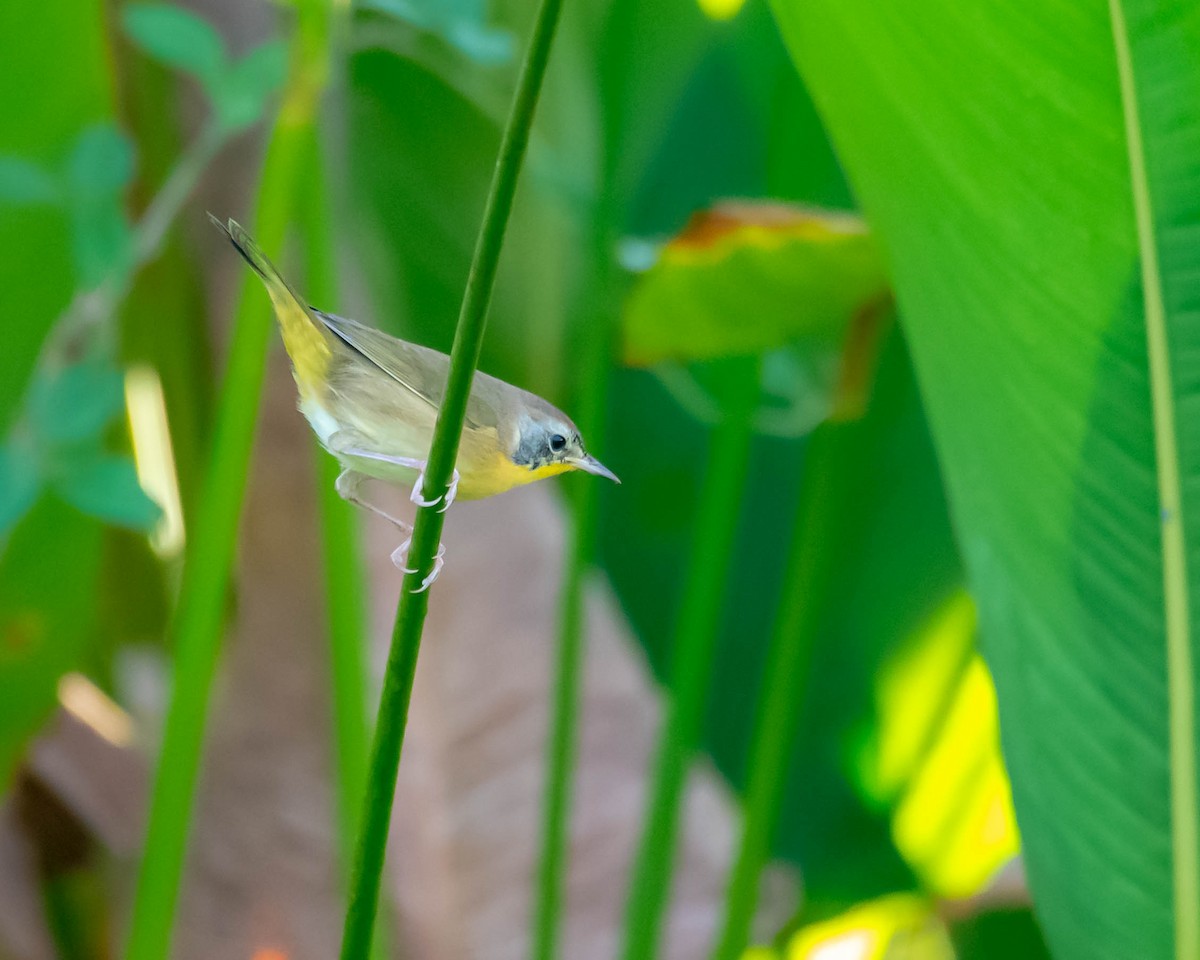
[456,449,572,499]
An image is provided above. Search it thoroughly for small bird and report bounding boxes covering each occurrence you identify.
[211,216,618,590]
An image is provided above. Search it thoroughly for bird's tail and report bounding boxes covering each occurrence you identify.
[209,214,331,399]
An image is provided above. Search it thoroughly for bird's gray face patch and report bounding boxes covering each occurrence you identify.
[513,417,581,470]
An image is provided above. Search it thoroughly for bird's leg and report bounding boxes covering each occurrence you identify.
[335,444,460,513]
[410,466,460,513]
[329,436,454,589]
[390,536,446,593]
[335,468,412,535]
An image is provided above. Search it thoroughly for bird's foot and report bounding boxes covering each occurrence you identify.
[411,468,460,513]
[391,536,447,593]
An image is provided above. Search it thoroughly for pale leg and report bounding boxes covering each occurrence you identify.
[336,445,460,513]
[330,440,453,589]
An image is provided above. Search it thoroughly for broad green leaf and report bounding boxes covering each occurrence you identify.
[213,40,288,132]
[771,1,1200,957]
[121,3,227,89]
[53,455,160,531]
[0,157,61,206]
[28,361,126,446]
[65,123,135,199]
[622,202,887,365]
[0,444,41,537]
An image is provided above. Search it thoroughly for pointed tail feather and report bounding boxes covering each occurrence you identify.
[209,214,332,398]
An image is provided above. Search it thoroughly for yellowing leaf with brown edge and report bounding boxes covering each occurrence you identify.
[621,202,890,366]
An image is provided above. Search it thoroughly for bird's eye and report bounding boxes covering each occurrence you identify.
[549,434,567,453]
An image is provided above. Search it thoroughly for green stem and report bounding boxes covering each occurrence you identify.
[296,125,371,876]
[336,0,566,956]
[710,309,891,960]
[620,358,760,960]
[708,422,842,959]
[124,11,331,959]
[533,235,617,960]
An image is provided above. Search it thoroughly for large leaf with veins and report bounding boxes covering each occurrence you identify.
[770,1,1200,957]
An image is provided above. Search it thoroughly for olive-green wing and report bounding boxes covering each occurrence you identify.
[315,310,496,430]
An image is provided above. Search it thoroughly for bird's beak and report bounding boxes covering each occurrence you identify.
[571,454,620,484]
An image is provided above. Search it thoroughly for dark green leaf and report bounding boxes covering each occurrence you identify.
[29,361,126,446]
[0,444,42,537]
[65,123,135,199]
[950,907,1052,960]
[53,455,159,531]
[0,157,61,205]
[121,2,227,88]
[622,202,888,365]
[212,40,288,132]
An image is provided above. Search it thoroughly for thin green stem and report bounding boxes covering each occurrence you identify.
[710,309,890,959]
[709,422,841,959]
[336,0,566,956]
[1108,3,1199,958]
[296,125,372,873]
[124,11,332,959]
[620,358,760,960]
[533,236,617,960]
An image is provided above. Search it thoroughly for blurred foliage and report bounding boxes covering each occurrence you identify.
[0,0,284,796]
[0,0,1072,956]
[622,202,886,367]
[122,4,287,133]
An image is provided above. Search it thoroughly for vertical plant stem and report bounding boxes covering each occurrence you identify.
[710,307,891,960]
[337,0,566,957]
[620,358,760,960]
[533,232,617,960]
[296,124,371,872]
[124,6,332,958]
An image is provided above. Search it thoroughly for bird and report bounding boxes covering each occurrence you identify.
[210,215,618,591]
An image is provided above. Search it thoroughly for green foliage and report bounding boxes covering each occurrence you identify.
[28,361,125,445]
[0,158,61,204]
[121,4,228,88]
[0,445,41,534]
[949,907,1053,960]
[122,3,288,133]
[0,123,136,288]
[772,0,1200,957]
[54,456,160,531]
[359,0,514,64]
[0,498,101,787]
[622,203,886,366]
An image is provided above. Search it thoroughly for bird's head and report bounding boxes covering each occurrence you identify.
[511,406,620,484]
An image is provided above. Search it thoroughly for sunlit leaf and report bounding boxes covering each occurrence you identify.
[28,361,126,446]
[122,2,227,88]
[53,455,160,531]
[213,40,288,132]
[622,203,889,365]
[0,444,41,537]
[0,157,61,206]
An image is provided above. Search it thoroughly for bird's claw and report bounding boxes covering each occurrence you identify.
[390,537,447,593]
[410,468,460,513]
